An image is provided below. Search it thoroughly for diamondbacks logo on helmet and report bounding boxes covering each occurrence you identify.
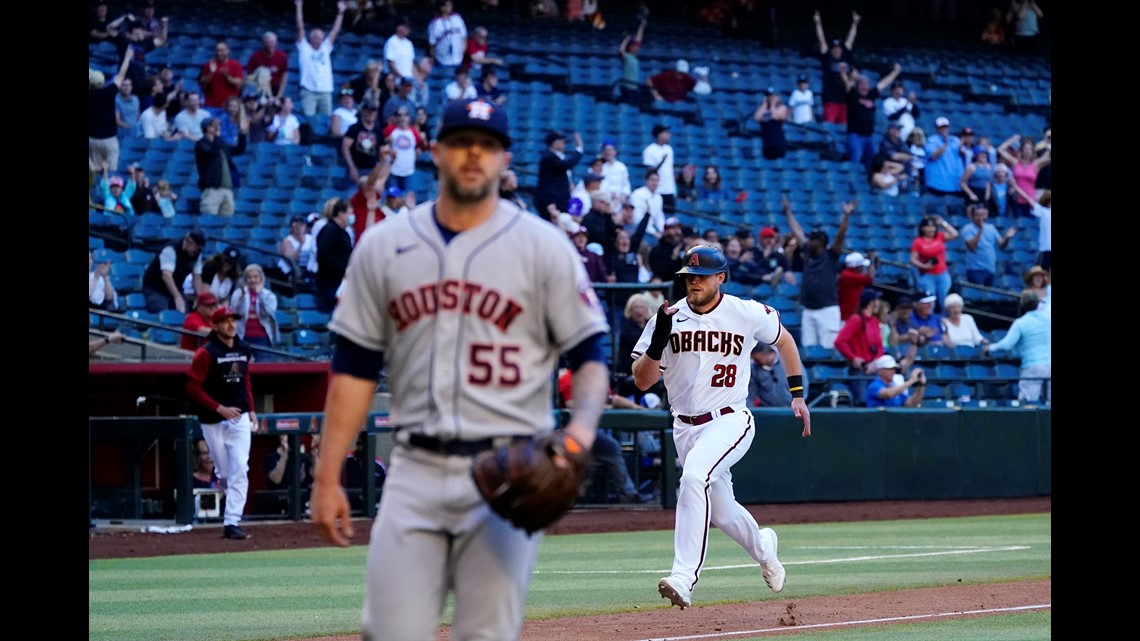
[676,244,728,277]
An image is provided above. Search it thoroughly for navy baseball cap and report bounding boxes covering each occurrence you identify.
[436,98,511,149]
[385,185,403,198]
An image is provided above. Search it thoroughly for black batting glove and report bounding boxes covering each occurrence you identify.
[645,303,673,360]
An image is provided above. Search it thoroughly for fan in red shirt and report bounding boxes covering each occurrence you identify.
[245,31,290,99]
[833,288,885,404]
[647,60,697,103]
[837,251,876,320]
[181,292,219,350]
[199,41,245,109]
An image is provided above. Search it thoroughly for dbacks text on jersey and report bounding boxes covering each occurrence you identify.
[668,330,745,356]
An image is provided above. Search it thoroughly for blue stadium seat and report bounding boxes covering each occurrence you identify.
[158,310,185,326]
[124,248,153,266]
[111,273,143,294]
[149,328,183,346]
[800,345,835,362]
[296,309,331,330]
[293,329,324,350]
[953,344,980,359]
[294,293,319,310]
[275,309,297,332]
[124,292,147,310]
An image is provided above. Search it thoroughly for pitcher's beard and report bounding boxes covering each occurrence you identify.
[444,178,496,204]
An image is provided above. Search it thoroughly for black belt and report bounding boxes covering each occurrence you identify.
[676,406,734,426]
[403,433,528,457]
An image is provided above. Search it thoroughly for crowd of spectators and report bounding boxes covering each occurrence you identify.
[89,1,1050,405]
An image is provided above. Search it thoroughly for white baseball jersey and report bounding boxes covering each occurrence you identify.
[632,293,783,416]
[427,13,468,67]
[642,142,676,195]
[330,199,609,439]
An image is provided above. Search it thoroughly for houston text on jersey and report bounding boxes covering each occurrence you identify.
[388,279,524,333]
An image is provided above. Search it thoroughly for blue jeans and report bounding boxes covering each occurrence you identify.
[965,269,996,287]
[845,133,875,170]
[916,271,952,314]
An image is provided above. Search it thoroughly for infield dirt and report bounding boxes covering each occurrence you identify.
[89,497,1051,640]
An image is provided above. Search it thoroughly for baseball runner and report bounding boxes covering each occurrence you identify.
[631,244,811,609]
[309,97,612,641]
[185,305,257,540]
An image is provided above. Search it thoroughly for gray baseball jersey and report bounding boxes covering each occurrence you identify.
[632,294,783,416]
[330,199,610,439]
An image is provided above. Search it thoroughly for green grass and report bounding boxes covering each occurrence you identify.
[89,513,1050,641]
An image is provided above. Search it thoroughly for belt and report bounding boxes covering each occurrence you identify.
[402,433,529,457]
[676,406,734,426]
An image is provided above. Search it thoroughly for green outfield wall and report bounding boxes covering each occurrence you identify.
[88,408,1050,524]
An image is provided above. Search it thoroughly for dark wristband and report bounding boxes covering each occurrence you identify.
[787,375,804,399]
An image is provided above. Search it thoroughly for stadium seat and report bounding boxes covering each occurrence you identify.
[294,293,319,310]
[158,310,185,326]
[111,273,143,294]
[124,292,147,310]
[275,309,297,332]
[292,329,324,350]
[149,328,183,346]
[296,309,331,330]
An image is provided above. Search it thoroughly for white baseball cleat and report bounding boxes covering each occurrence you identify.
[760,528,785,593]
[657,576,692,609]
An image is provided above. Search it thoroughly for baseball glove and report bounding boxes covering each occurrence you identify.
[470,430,593,534]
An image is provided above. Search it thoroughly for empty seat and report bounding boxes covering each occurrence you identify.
[296,309,331,330]
[275,309,298,332]
[124,248,153,265]
[158,310,185,326]
[149,328,183,346]
[293,329,324,350]
[294,293,319,310]
[111,273,143,294]
[800,344,835,362]
[124,292,147,310]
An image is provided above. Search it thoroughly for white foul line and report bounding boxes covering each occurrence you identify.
[534,546,1030,575]
[625,604,1051,640]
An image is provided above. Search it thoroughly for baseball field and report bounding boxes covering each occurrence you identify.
[89,497,1050,640]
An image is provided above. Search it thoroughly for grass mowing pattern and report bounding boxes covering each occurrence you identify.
[89,513,1050,641]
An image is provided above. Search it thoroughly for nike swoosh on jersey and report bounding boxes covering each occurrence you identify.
[676,317,690,323]
[396,244,418,254]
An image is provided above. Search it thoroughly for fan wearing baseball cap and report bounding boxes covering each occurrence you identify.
[865,354,926,408]
[922,115,966,210]
[755,226,793,288]
[789,74,816,125]
[837,251,877,320]
[834,287,885,404]
[532,127,583,221]
[141,229,208,314]
[185,303,256,540]
[181,291,220,350]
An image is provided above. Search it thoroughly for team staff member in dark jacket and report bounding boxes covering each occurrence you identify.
[186,305,257,540]
[315,198,354,313]
[195,116,247,216]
